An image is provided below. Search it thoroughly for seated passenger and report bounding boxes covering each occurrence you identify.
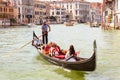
[44,42,52,54]
[65,45,79,61]
[49,43,61,56]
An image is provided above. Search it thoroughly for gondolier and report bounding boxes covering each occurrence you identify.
[41,21,51,44]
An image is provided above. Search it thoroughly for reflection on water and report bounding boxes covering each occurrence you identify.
[55,68,86,80]
[0,24,120,80]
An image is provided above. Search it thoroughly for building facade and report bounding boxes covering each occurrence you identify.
[0,0,16,26]
[90,2,102,25]
[50,5,66,23]
[114,0,120,29]
[17,0,34,24]
[50,0,90,23]
[34,1,47,24]
[102,0,115,29]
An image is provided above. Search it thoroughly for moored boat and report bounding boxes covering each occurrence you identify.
[32,31,97,71]
[66,22,74,26]
[90,21,99,27]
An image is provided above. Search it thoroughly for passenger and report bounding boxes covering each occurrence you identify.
[49,43,61,56]
[53,43,61,53]
[44,42,52,54]
[65,45,78,61]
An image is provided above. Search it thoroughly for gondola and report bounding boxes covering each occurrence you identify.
[32,31,97,71]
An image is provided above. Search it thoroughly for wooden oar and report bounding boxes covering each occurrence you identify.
[2,31,50,58]
[18,33,43,50]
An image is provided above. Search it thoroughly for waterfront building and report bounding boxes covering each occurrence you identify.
[44,2,51,23]
[50,5,66,23]
[102,0,115,29]
[50,0,90,23]
[34,1,47,25]
[0,0,16,26]
[17,0,34,24]
[114,0,120,29]
[90,2,102,25]
[103,0,120,29]
[11,0,49,25]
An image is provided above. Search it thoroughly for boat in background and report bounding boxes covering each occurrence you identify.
[90,21,99,27]
[66,22,74,26]
[27,23,37,27]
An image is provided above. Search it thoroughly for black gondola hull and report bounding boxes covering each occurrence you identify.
[37,49,96,71]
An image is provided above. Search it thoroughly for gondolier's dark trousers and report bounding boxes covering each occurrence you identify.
[42,31,48,44]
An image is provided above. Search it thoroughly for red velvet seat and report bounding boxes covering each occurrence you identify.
[55,55,65,59]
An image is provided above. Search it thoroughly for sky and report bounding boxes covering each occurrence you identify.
[87,0,102,2]
[40,0,103,3]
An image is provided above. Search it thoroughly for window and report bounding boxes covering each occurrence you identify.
[22,15,24,18]
[67,5,68,9]
[18,0,20,5]
[0,7,2,12]
[4,8,6,12]
[18,14,21,18]
[70,5,72,9]
[56,9,60,10]
[76,3,77,8]
[27,9,31,13]
[18,8,20,13]
[44,12,46,15]
[35,11,39,15]
[52,12,54,15]
[9,8,13,12]
[56,11,60,15]
[76,10,77,15]
[79,4,81,8]
[61,12,64,15]
[105,11,108,16]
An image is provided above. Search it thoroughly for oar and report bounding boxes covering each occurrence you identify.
[2,40,33,58]
[2,31,50,58]
[11,32,42,51]
[18,33,44,50]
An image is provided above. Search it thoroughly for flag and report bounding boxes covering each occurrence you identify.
[33,31,39,40]
[32,31,43,47]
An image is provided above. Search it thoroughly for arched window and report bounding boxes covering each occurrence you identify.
[0,7,2,12]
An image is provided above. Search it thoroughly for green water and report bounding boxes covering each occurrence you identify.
[0,24,120,80]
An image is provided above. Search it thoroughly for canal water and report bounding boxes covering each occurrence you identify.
[0,24,120,80]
